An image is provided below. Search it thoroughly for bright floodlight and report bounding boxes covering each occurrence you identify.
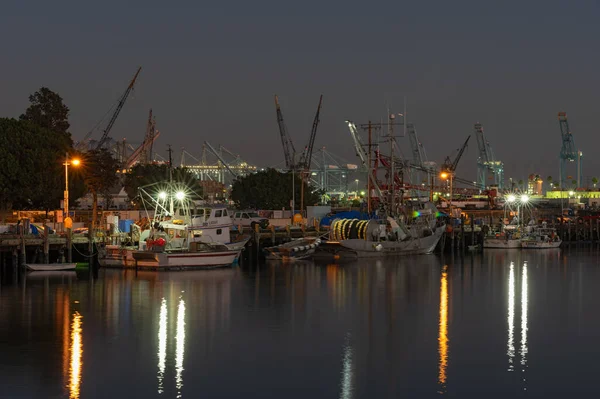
[520,194,529,203]
[175,191,185,200]
[506,194,516,203]
[440,172,449,180]
[158,192,167,199]
[71,159,81,166]
[569,191,574,196]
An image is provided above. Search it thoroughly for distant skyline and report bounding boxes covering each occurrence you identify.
[2,1,599,186]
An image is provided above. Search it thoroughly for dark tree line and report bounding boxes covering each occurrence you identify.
[231,168,322,210]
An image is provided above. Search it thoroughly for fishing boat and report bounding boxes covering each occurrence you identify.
[99,195,249,268]
[521,226,562,249]
[315,203,445,259]
[132,241,240,270]
[25,263,76,271]
[264,237,321,261]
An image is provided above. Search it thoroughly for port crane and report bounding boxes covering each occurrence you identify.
[442,135,471,176]
[123,109,160,169]
[76,67,142,151]
[274,95,323,171]
[558,112,582,189]
[474,123,504,189]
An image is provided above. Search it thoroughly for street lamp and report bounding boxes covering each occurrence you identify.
[63,152,81,226]
[440,171,453,215]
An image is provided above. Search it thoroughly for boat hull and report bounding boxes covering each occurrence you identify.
[483,238,522,249]
[98,246,137,268]
[132,249,240,270]
[317,228,443,259]
[25,263,76,271]
[521,240,562,249]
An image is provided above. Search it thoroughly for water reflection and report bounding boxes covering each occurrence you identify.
[438,266,449,393]
[175,298,186,398]
[339,333,353,399]
[507,262,515,371]
[521,263,529,379]
[157,298,167,394]
[69,311,83,399]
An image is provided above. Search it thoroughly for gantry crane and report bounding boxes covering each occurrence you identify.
[558,112,582,189]
[474,123,504,189]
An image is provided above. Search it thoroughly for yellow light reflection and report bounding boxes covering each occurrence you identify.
[438,266,449,392]
[157,298,167,394]
[507,262,515,371]
[175,298,186,397]
[69,312,83,399]
[521,263,528,369]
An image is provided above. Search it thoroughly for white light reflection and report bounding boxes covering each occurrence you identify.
[507,262,515,371]
[175,298,186,398]
[339,333,354,399]
[69,312,83,399]
[157,298,167,394]
[520,263,529,370]
[438,266,449,392]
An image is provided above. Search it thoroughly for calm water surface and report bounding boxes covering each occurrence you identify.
[1,248,600,398]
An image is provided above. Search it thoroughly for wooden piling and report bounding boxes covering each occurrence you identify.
[66,227,72,263]
[471,214,475,247]
[43,220,50,264]
[460,215,465,253]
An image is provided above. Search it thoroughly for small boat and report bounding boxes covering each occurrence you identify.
[132,241,240,270]
[264,237,321,261]
[521,227,562,249]
[25,263,76,271]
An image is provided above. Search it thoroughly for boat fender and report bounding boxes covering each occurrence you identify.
[373,243,383,251]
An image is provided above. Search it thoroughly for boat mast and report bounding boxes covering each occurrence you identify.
[167,144,174,216]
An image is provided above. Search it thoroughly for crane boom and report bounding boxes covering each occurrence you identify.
[275,95,296,169]
[407,123,425,167]
[95,67,142,150]
[204,141,238,178]
[298,95,323,171]
[346,121,383,198]
[452,135,471,172]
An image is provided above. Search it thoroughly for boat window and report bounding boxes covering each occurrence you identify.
[215,210,222,217]
[222,209,228,216]
[217,229,222,235]
[242,213,250,219]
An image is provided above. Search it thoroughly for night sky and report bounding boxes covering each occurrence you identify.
[2,1,599,185]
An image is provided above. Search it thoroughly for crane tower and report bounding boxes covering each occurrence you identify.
[558,112,582,189]
[474,123,504,189]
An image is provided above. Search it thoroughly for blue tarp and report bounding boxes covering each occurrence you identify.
[319,211,371,227]
[118,219,135,233]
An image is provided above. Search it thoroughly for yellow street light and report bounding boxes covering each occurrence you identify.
[440,172,449,180]
[64,153,82,230]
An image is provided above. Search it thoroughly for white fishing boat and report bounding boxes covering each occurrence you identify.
[99,198,249,268]
[25,263,76,271]
[132,241,240,270]
[264,237,321,261]
[521,227,562,249]
[315,203,445,259]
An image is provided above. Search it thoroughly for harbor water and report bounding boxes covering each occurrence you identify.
[1,248,599,398]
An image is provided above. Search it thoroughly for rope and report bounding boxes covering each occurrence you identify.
[72,243,98,258]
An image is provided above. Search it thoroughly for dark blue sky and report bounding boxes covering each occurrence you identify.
[1,1,599,184]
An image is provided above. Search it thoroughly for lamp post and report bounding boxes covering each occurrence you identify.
[63,152,81,222]
[440,171,453,216]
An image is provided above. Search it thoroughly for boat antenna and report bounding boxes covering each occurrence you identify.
[167,144,174,215]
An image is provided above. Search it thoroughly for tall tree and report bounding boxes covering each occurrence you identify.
[20,87,70,135]
[83,148,119,232]
[231,168,322,210]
